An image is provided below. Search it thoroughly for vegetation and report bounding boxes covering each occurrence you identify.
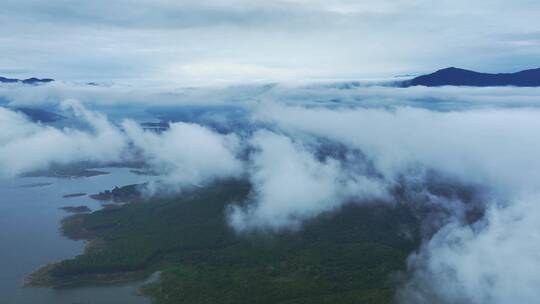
[60,206,91,213]
[31,180,420,304]
[89,184,143,202]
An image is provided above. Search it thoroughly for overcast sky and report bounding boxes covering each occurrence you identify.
[1,0,540,82]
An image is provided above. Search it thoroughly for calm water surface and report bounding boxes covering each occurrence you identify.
[0,168,154,304]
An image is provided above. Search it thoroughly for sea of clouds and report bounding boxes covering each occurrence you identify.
[1,81,540,303]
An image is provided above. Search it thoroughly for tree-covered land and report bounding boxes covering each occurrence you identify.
[30,180,420,304]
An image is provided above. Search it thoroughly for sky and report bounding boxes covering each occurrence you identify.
[1,0,540,82]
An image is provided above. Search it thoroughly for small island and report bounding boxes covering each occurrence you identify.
[60,206,91,213]
[89,184,143,203]
[24,167,109,179]
[20,182,54,188]
[62,193,87,198]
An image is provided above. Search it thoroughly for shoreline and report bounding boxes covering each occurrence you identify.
[2,166,156,303]
[24,185,156,291]
[24,262,149,288]
[23,232,154,289]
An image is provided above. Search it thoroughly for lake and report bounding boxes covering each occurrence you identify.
[0,168,154,304]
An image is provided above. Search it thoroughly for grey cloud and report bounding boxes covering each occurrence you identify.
[1,0,314,29]
[2,1,540,81]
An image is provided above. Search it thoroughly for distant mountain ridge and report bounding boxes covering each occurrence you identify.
[403,67,540,87]
[0,76,54,85]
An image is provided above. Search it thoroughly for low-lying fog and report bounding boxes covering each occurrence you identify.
[2,81,540,304]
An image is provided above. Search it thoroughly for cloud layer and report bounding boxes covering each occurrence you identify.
[229,130,388,231]
[2,83,540,303]
[251,102,540,304]
[255,104,540,196]
[0,100,127,176]
[398,194,540,304]
[1,0,540,81]
[122,119,243,189]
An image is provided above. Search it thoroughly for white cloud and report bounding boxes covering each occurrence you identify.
[255,104,540,197]
[229,130,388,231]
[122,119,243,189]
[398,194,540,304]
[251,102,540,303]
[0,100,127,177]
[3,81,540,303]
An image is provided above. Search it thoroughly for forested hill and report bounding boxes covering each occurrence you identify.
[29,180,421,304]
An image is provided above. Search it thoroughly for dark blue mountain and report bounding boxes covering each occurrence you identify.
[403,67,540,87]
[0,76,20,83]
[0,76,54,85]
[22,77,54,85]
